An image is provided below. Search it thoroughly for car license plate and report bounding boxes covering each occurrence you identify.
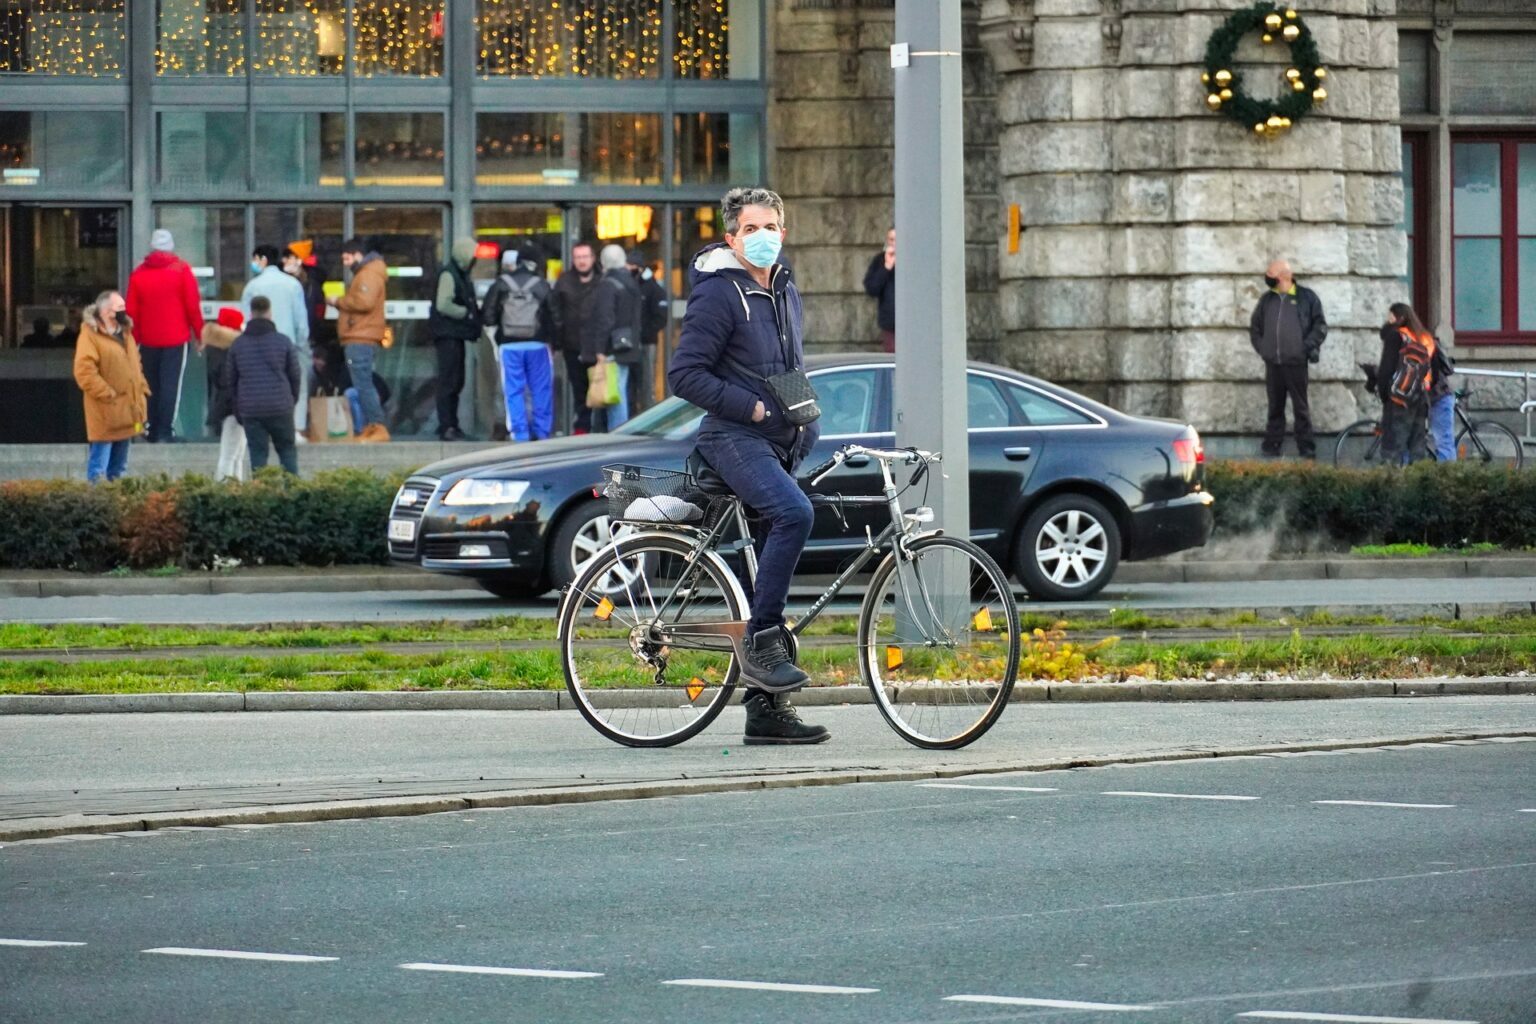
[389,519,416,543]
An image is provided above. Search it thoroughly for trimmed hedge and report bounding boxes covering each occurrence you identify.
[0,462,1531,572]
[0,469,404,572]
[1205,460,1536,552]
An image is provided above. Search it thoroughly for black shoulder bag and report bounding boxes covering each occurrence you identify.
[722,286,820,427]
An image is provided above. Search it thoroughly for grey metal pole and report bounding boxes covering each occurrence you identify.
[893,0,969,538]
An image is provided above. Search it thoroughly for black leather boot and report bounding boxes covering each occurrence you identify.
[740,627,809,693]
[743,690,829,745]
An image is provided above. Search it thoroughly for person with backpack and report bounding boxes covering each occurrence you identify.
[428,237,481,441]
[481,247,554,442]
[1378,302,1436,465]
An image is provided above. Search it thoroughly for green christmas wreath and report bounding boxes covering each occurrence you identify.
[1201,2,1328,137]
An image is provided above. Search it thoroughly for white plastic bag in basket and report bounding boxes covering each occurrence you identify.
[623,495,703,523]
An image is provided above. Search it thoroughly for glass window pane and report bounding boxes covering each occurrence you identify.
[675,0,758,80]
[156,111,248,190]
[476,113,660,187]
[1006,381,1095,426]
[1450,33,1536,117]
[671,204,721,300]
[252,0,346,76]
[157,0,246,76]
[813,369,880,436]
[1398,29,1429,115]
[354,112,444,187]
[1453,143,1502,235]
[968,376,1010,429]
[0,111,126,189]
[354,0,444,77]
[675,112,760,186]
[351,206,444,436]
[476,0,664,79]
[254,112,345,188]
[1519,144,1536,236]
[1454,237,1502,331]
[0,1,126,76]
[1401,142,1414,231]
[472,205,564,283]
[1521,239,1536,332]
[6,207,122,349]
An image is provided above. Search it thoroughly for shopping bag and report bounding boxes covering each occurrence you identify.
[586,358,620,409]
[307,394,353,442]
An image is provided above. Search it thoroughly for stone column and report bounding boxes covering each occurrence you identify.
[990,0,1405,435]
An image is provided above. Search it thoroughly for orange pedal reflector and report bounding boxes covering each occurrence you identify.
[593,597,615,620]
[686,678,706,702]
[973,606,993,632]
[886,646,904,671]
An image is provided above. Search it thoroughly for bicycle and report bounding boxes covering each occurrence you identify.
[1333,369,1523,470]
[556,444,1021,750]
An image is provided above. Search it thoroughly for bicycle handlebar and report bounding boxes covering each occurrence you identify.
[804,444,938,487]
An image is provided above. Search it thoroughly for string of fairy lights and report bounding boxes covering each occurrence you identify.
[0,1,731,79]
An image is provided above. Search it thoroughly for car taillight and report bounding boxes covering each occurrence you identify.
[1172,436,1203,465]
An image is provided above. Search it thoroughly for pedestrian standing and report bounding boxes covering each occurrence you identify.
[285,241,332,348]
[72,290,149,483]
[863,227,896,353]
[428,237,481,441]
[550,241,601,434]
[201,306,247,481]
[327,239,390,442]
[226,295,302,474]
[583,244,643,432]
[482,247,555,442]
[242,244,311,438]
[1377,303,1436,465]
[125,228,203,443]
[668,187,828,745]
[1249,258,1327,458]
[1427,344,1456,462]
[627,248,669,415]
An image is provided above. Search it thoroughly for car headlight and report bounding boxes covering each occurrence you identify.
[441,479,531,506]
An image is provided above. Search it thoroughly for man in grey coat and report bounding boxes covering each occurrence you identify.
[243,244,311,436]
[1249,258,1327,458]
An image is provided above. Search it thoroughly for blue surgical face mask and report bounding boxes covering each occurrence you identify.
[250,261,263,275]
[740,229,782,269]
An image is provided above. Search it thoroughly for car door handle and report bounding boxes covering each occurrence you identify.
[1004,446,1033,461]
[844,454,871,467]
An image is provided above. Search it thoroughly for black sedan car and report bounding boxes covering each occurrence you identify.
[387,355,1212,601]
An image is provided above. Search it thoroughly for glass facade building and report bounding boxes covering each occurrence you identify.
[0,1,765,441]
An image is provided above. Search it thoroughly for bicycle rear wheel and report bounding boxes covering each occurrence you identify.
[559,532,745,747]
[1456,421,1524,470]
[1334,419,1386,468]
[858,535,1019,749]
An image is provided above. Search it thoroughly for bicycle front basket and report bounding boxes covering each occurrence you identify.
[601,465,704,524]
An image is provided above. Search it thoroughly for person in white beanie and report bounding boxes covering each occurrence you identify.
[125,228,204,442]
[480,246,554,442]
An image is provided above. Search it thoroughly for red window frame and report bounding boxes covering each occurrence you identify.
[1402,131,1429,317]
[1451,133,1536,344]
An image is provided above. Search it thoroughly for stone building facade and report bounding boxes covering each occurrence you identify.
[770,0,1536,436]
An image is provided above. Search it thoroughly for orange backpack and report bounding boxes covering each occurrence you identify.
[1388,328,1434,406]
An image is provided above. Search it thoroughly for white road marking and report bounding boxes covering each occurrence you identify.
[399,962,601,979]
[662,978,878,995]
[945,994,1156,1010]
[142,947,336,963]
[1101,790,1260,801]
[1312,800,1455,809]
[1519,809,1535,813]
[0,939,86,948]
[1237,1012,1478,1023]
[909,792,1056,798]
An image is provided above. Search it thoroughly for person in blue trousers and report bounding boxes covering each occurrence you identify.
[481,248,555,442]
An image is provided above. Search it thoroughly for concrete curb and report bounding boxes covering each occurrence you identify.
[3,730,1531,843]
[3,677,1532,715]
[3,556,1535,598]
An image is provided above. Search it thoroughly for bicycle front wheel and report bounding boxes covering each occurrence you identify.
[1456,421,1524,470]
[858,535,1020,749]
[1334,419,1385,468]
[560,533,745,747]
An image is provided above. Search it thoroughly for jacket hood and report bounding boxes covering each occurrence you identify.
[201,322,239,350]
[451,238,477,270]
[688,242,790,290]
[241,319,278,337]
[140,251,182,270]
[361,252,385,268]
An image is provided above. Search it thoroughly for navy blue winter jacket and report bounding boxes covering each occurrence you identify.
[668,244,820,464]
[225,319,301,420]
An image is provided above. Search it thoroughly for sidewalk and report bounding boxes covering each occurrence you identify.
[2,695,1532,842]
[3,554,1534,598]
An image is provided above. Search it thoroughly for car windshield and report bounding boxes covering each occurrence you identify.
[613,396,705,440]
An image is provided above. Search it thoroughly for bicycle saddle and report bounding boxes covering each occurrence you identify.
[685,448,734,497]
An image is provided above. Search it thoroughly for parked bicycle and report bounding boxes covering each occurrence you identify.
[556,444,1021,750]
[1334,367,1523,470]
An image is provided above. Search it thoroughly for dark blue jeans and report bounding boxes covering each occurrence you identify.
[696,430,813,636]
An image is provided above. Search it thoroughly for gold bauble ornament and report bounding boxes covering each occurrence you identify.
[1214,69,1232,85]
[1315,67,1327,79]
[1220,87,1233,100]
[1255,122,1269,135]
[1207,93,1223,109]
[1264,12,1283,30]
[1282,23,1300,41]
[1279,117,1292,128]
[1292,79,1307,91]
[1267,115,1283,127]
[1285,7,1298,18]
[1313,86,1327,101]
[1285,67,1301,80]
[1200,71,1210,83]
[1262,33,1274,43]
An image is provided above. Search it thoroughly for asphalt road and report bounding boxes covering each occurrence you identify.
[3,575,1533,624]
[3,742,1532,1023]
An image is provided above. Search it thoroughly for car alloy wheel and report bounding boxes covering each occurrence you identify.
[569,512,638,593]
[1015,493,1121,601]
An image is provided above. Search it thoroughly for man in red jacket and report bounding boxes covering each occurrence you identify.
[126,229,205,442]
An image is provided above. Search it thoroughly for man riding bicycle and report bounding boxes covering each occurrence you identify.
[667,187,829,746]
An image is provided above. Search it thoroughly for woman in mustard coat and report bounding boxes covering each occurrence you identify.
[73,290,149,483]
